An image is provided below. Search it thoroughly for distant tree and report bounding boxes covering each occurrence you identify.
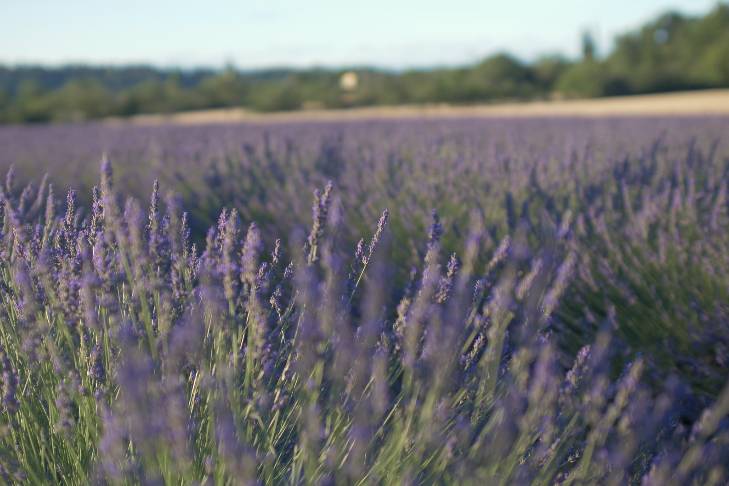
[532,55,571,95]
[48,79,114,121]
[556,61,607,98]
[582,31,596,61]
[604,6,729,93]
[198,70,249,107]
[463,54,536,101]
[248,80,302,111]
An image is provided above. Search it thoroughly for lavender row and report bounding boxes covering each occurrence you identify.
[0,151,726,483]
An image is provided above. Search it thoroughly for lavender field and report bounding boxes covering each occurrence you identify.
[1,117,729,484]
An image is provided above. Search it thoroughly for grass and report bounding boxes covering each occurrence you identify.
[112,89,729,126]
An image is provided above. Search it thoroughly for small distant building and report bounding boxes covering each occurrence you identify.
[339,71,358,91]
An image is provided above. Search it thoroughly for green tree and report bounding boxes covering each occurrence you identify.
[581,31,596,61]
[556,61,608,98]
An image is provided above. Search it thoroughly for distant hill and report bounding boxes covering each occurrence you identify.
[1,3,727,124]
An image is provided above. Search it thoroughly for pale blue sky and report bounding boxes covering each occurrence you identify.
[1,0,722,69]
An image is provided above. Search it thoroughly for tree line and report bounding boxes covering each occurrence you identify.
[1,4,728,123]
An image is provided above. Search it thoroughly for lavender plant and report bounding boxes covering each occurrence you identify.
[557,139,729,397]
[0,157,727,485]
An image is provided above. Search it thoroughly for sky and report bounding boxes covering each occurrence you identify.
[1,0,722,69]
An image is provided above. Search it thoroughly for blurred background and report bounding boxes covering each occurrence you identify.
[1,0,728,123]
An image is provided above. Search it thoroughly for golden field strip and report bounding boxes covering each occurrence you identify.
[115,89,729,126]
